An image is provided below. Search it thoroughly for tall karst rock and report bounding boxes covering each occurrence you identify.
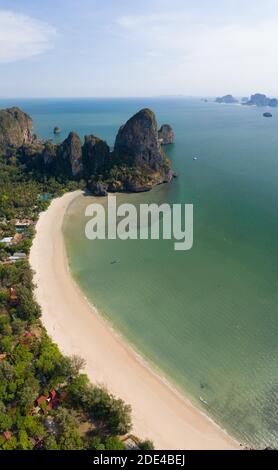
[0,107,33,154]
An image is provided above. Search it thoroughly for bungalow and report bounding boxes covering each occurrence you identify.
[36,395,49,407]
[0,236,13,246]
[8,253,27,263]
[35,389,59,415]
[15,220,33,233]
[122,435,140,450]
[0,353,7,361]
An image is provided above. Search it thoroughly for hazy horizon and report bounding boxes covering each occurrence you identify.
[0,0,278,98]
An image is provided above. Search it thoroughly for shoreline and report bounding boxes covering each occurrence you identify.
[30,190,239,450]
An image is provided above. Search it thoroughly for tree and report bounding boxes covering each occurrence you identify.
[0,361,16,402]
[16,415,45,439]
[16,285,41,321]
[104,436,126,450]
[53,408,83,450]
[88,436,105,450]
[139,439,155,450]
[0,412,13,432]
[44,435,59,450]
[17,430,33,450]
[17,376,40,413]
[35,336,64,384]
[58,429,84,450]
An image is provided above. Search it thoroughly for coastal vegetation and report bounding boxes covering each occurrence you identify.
[0,130,154,450]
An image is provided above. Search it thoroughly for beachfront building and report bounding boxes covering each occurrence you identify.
[0,236,13,246]
[15,220,33,233]
[8,253,27,263]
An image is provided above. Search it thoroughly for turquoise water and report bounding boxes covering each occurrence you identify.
[3,97,278,448]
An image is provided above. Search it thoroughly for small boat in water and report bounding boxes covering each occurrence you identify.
[200,397,208,405]
[193,156,198,161]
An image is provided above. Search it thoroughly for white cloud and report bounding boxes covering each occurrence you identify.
[0,10,57,63]
[116,12,278,95]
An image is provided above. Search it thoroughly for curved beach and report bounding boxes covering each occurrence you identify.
[30,191,239,450]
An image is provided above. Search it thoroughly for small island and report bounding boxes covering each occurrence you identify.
[215,95,238,104]
[158,124,175,145]
[243,93,278,107]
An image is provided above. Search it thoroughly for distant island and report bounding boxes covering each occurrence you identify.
[215,93,278,108]
[0,107,176,196]
[215,95,238,104]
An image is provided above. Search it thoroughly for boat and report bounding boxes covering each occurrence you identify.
[200,397,208,405]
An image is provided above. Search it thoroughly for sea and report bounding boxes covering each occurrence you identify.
[2,97,278,448]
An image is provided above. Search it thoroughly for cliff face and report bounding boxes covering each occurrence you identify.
[0,107,33,155]
[82,135,110,178]
[58,132,83,178]
[158,124,175,145]
[114,109,165,170]
[1,106,175,193]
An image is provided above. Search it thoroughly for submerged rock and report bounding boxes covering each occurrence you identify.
[0,107,33,154]
[158,124,175,145]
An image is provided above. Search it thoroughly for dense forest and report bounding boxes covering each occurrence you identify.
[0,153,154,450]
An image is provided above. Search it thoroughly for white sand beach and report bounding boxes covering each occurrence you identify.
[30,191,239,450]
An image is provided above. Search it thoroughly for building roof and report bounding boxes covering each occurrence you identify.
[3,431,12,441]
[49,389,57,399]
[0,237,13,244]
[13,252,27,258]
[36,395,49,406]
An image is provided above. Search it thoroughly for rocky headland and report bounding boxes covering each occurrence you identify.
[0,107,34,154]
[0,106,175,195]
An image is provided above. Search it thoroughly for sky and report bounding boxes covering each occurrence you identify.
[0,0,278,97]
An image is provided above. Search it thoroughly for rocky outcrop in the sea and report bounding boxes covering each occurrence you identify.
[0,107,33,155]
[158,124,175,145]
[215,95,238,104]
[58,132,83,178]
[112,108,173,191]
[82,135,110,179]
[244,93,278,107]
[114,109,165,168]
